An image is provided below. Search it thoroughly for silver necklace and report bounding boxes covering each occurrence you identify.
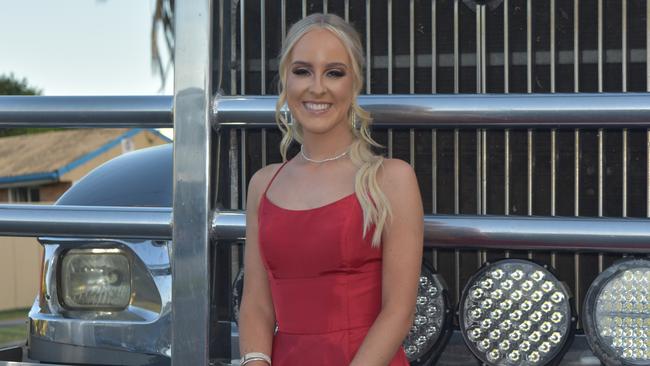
[300,144,350,163]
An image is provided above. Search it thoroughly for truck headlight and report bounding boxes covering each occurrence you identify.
[460,259,574,366]
[583,258,650,365]
[60,248,131,310]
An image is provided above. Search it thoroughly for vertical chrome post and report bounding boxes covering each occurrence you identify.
[302,0,307,18]
[598,129,603,217]
[366,0,372,93]
[623,129,628,217]
[574,0,579,92]
[172,0,213,364]
[432,129,437,214]
[261,129,267,167]
[344,0,350,22]
[551,129,557,216]
[482,130,487,215]
[388,129,394,158]
[454,129,460,214]
[597,0,603,92]
[647,130,650,218]
[388,0,393,94]
[281,0,287,38]
[477,130,482,215]
[505,130,510,215]
[432,0,437,93]
[454,0,459,93]
[410,129,415,167]
[241,129,247,208]
[647,0,650,91]
[323,0,328,13]
[528,129,533,215]
[550,0,556,93]
[527,0,533,93]
[622,0,627,92]
[504,0,509,93]
[410,0,415,94]
[575,129,580,216]
[240,0,246,94]
[260,0,266,95]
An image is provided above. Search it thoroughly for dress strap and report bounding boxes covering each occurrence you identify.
[263,160,289,196]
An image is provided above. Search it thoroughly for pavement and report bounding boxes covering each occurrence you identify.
[0,319,26,329]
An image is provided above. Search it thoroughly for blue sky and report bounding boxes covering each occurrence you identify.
[0,0,173,96]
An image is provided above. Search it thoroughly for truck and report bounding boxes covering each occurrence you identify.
[1,0,650,365]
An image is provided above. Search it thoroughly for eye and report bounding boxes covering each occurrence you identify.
[326,69,346,78]
[291,68,311,76]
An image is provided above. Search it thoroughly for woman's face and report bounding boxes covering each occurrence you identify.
[286,28,354,136]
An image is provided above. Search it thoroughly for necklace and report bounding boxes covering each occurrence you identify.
[300,144,350,163]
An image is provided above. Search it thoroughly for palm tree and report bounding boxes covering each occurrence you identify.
[151,0,175,89]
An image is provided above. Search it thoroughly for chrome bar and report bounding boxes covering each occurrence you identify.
[481,5,487,93]
[388,0,393,94]
[410,0,415,94]
[211,210,650,252]
[454,0,459,93]
[323,0,328,13]
[260,0,266,95]
[476,5,482,93]
[454,129,460,214]
[366,0,371,93]
[574,253,581,323]
[409,129,415,167]
[344,0,349,22]
[575,129,580,216]
[481,129,487,215]
[240,0,246,94]
[0,205,171,239]
[505,129,510,215]
[0,96,172,128]
[598,253,604,273]
[623,129,628,217]
[528,129,533,215]
[432,0,437,93]
[388,129,394,158]
[229,129,239,206]
[454,250,460,303]
[214,94,650,128]
[476,130,481,214]
[551,129,557,216]
[261,128,267,167]
[172,0,213,362]
[598,0,603,92]
[622,0,627,92]
[574,0,579,92]
[241,129,247,208]
[302,0,307,18]
[550,0,556,93]
[527,0,532,93]
[598,129,603,217]
[648,0,650,92]
[504,0,509,93]
[432,129,437,214]
[281,0,286,37]
[647,130,650,217]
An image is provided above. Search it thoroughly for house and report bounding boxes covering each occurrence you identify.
[0,128,171,311]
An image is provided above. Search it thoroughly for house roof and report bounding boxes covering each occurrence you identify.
[0,128,171,185]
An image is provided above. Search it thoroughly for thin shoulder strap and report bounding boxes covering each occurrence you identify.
[263,161,289,195]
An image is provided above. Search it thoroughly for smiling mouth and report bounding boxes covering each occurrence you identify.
[303,102,332,113]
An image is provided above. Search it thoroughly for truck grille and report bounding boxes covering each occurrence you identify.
[216,0,650,332]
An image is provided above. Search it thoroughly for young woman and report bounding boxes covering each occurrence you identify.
[238,13,423,366]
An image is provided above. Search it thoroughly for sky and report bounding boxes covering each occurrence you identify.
[0,0,174,136]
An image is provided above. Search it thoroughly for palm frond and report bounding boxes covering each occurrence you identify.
[151,0,175,90]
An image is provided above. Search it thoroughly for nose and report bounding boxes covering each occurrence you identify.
[309,75,326,95]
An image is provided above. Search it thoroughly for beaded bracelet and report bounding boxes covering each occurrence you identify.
[241,352,271,366]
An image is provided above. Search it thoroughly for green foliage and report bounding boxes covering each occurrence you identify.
[0,73,42,96]
[0,74,61,138]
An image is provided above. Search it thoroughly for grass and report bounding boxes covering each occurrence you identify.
[0,325,26,346]
[0,308,29,322]
[0,308,29,347]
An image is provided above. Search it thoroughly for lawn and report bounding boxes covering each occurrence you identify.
[0,308,29,346]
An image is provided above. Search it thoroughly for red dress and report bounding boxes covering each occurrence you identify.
[258,162,409,366]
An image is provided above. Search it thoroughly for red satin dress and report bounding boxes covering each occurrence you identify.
[258,162,409,366]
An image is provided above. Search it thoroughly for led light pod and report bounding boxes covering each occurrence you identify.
[460,259,574,366]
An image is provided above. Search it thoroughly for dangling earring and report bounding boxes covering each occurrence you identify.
[283,104,293,126]
[351,112,359,130]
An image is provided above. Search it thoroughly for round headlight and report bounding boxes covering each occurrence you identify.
[403,262,452,365]
[459,259,574,365]
[583,258,650,365]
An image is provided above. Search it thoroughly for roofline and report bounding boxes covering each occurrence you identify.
[0,128,169,185]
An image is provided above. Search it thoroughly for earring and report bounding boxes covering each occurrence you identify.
[351,112,359,130]
[283,105,293,126]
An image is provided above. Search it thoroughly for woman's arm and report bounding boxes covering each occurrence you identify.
[350,159,424,366]
[238,166,279,365]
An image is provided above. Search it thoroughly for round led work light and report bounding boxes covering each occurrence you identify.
[583,258,650,366]
[402,263,452,365]
[460,259,574,366]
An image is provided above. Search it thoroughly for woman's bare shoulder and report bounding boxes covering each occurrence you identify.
[248,163,285,198]
[378,158,418,191]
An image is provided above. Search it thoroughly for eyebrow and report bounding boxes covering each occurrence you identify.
[291,61,349,69]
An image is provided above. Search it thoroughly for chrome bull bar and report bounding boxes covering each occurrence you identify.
[3,92,650,365]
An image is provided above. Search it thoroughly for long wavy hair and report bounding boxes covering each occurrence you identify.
[274,13,391,247]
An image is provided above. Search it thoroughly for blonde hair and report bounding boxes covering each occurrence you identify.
[274,13,391,247]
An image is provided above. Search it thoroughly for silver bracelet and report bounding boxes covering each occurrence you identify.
[241,352,271,366]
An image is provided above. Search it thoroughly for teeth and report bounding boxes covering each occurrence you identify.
[304,102,331,111]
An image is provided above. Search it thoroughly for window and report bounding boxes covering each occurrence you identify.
[9,187,40,203]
